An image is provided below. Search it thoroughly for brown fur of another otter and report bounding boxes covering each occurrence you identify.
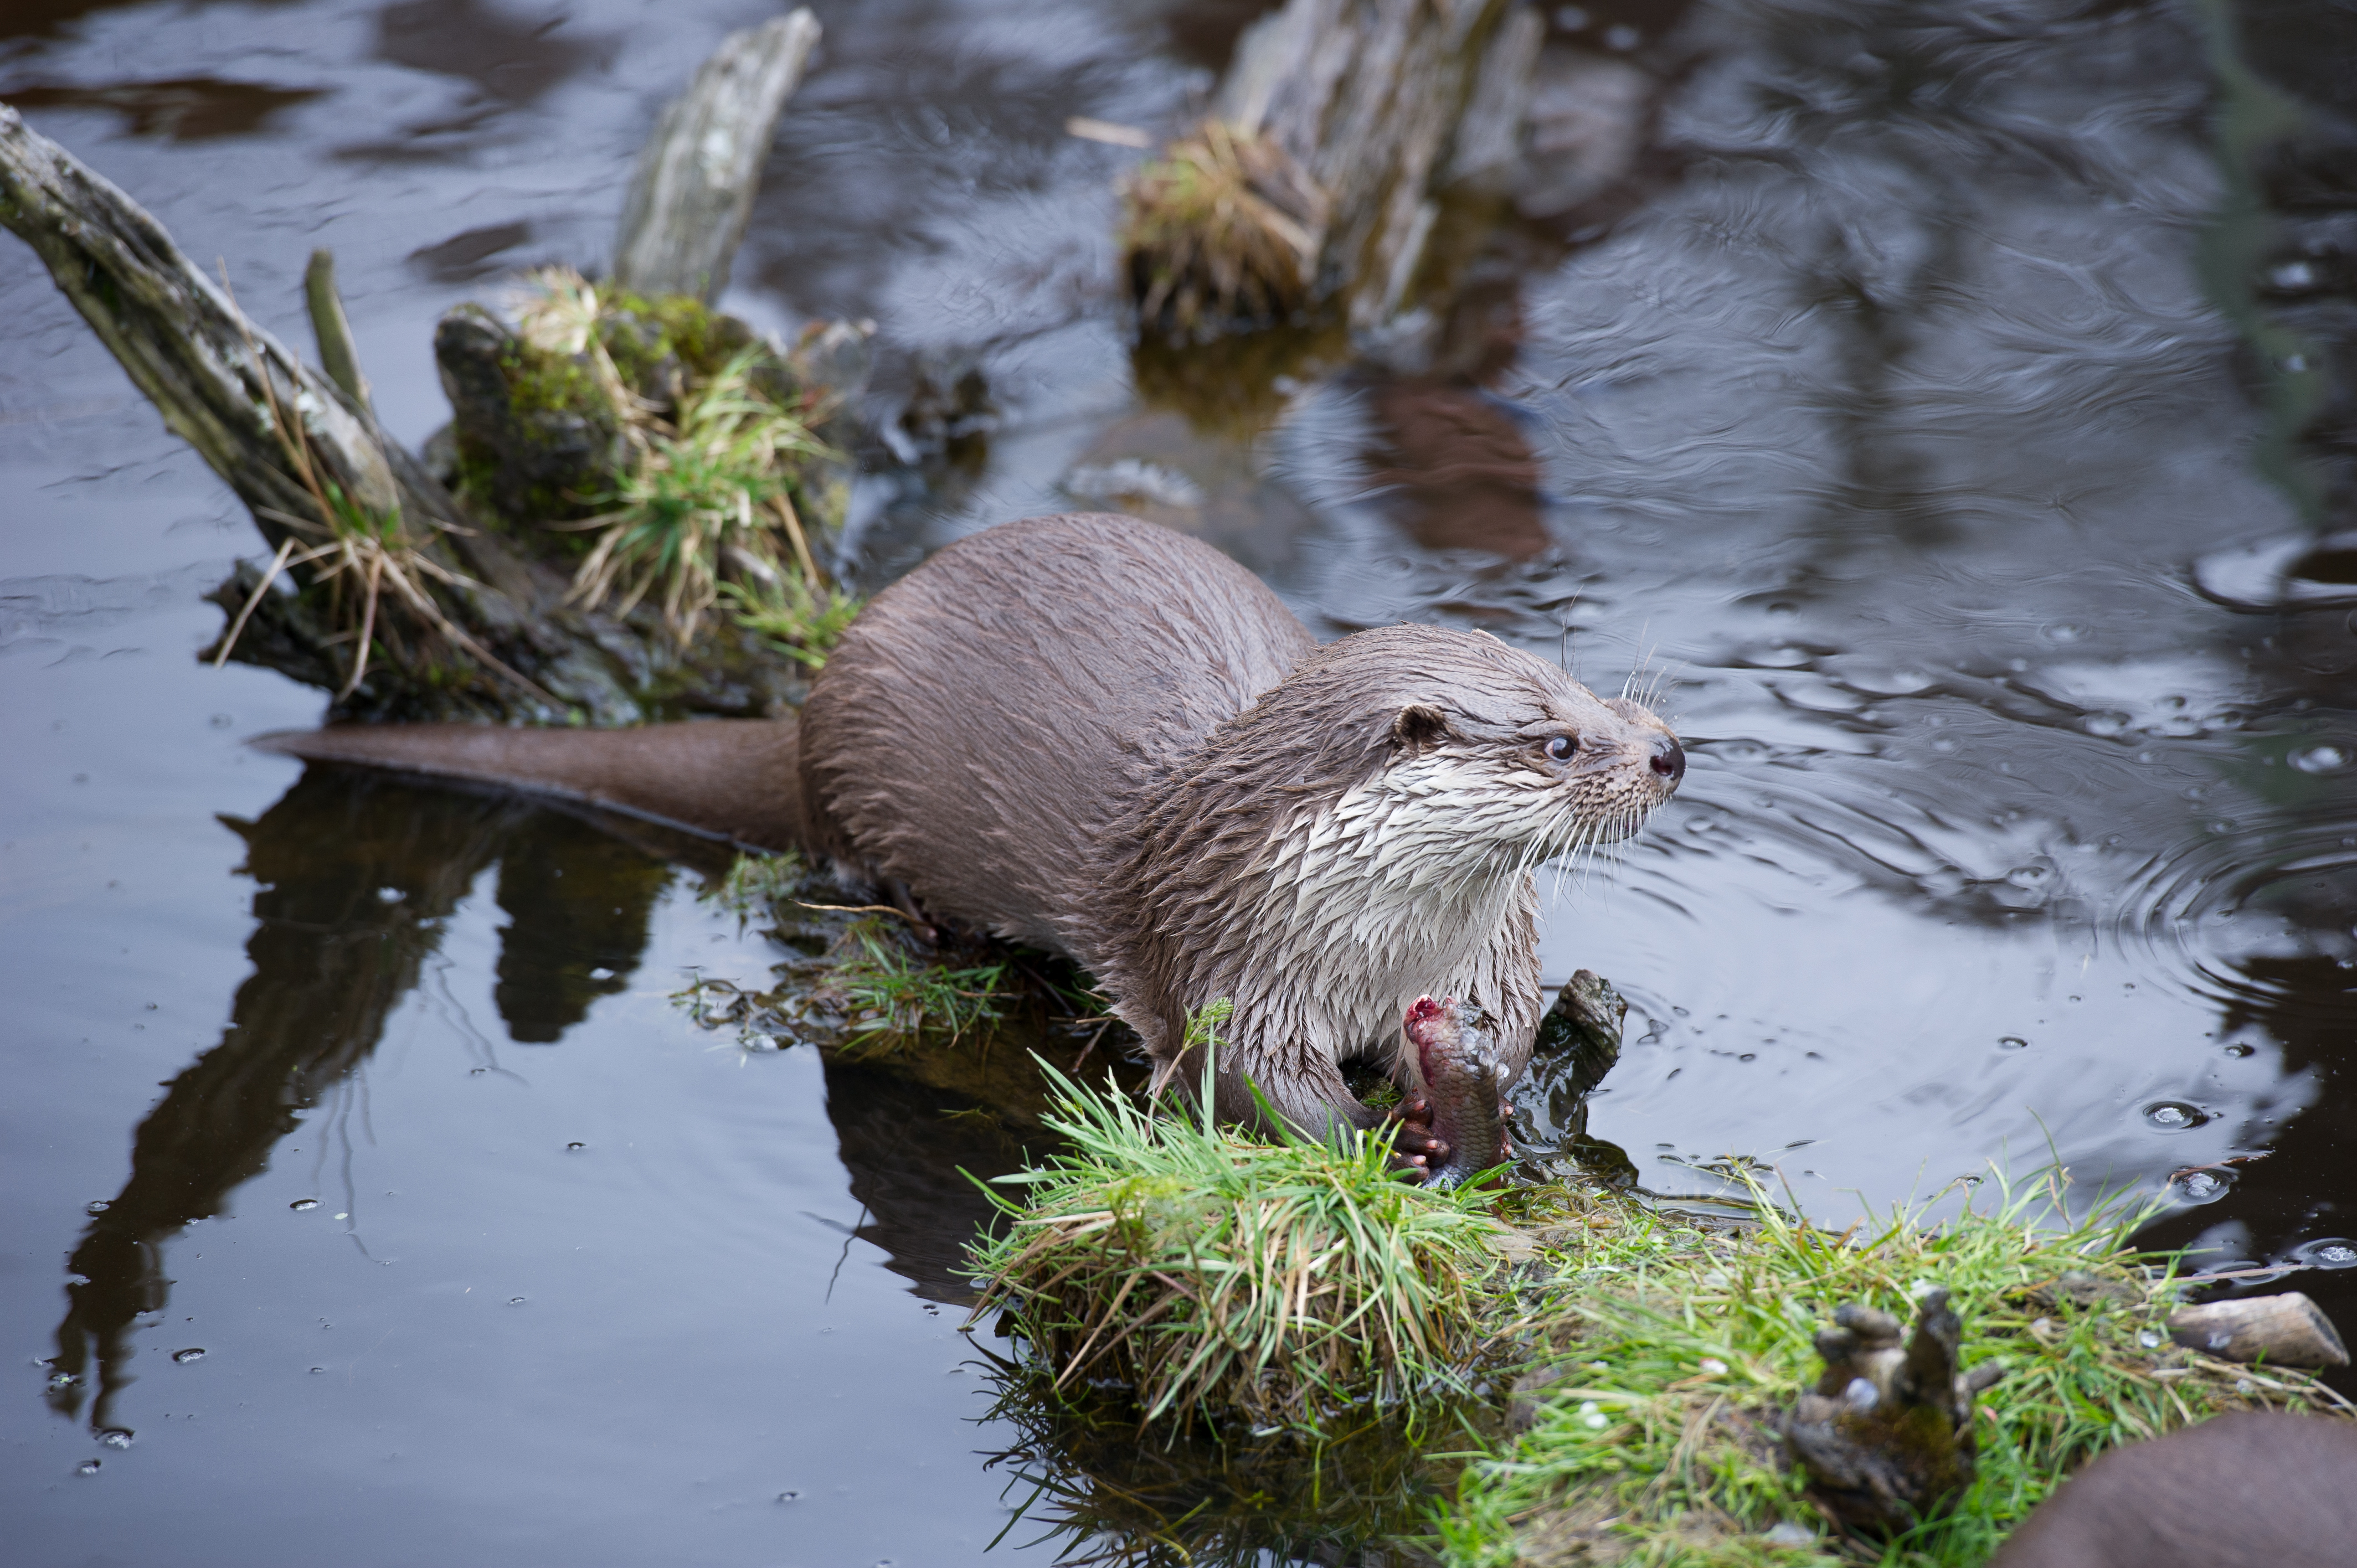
[261,513,1684,1141]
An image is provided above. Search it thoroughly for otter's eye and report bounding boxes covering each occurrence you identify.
[1543,735,1577,762]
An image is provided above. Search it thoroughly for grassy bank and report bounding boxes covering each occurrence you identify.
[970,1035,1507,1431]
[958,1058,2349,1565]
[1443,1174,2349,1566]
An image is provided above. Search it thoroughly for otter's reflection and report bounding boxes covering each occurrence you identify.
[45,767,676,1432]
[821,1057,1027,1305]
[1361,376,1553,562]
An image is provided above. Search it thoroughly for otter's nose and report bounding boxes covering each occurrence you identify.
[1649,736,1686,784]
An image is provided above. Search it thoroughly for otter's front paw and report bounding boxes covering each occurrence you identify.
[1386,1097,1452,1178]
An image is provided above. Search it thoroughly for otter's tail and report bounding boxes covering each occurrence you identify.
[253,719,812,853]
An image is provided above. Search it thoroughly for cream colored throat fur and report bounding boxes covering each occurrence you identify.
[1155,745,1609,1087]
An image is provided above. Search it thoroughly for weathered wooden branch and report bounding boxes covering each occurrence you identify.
[1126,0,1542,336]
[0,103,680,720]
[2169,1292,2350,1369]
[0,104,400,559]
[3,7,845,724]
[613,8,821,302]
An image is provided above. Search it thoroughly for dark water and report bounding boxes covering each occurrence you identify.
[3,0,2355,1562]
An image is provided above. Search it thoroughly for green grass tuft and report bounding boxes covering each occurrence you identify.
[701,849,809,918]
[1121,121,1326,337]
[970,1010,1512,1432]
[567,347,833,644]
[1438,1172,2353,1567]
[835,923,1011,1048]
[719,570,862,667]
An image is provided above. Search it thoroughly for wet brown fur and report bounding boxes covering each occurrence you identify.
[1989,1412,2357,1568]
[262,512,1681,1134]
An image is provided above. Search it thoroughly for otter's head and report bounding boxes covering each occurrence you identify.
[1277,623,1684,883]
[1115,622,1683,1078]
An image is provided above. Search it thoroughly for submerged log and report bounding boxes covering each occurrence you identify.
[2,9,842,723]
[613,9,821,302]
[1123,0,1545,336]
[2169,1293,2350,1369]
[0,104,600,718]
[1785,1290,2003,1529]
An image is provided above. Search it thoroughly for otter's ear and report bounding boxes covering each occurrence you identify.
[1391,704,1448,752]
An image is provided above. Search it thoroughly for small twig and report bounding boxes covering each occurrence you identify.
[211,533,297,667]
[771,490,826,587]
[795,900,927,926]
[2166,1153,2269,1184]
[338,549,384,700]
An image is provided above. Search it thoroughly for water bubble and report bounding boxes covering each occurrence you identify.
[310,1367,326,1374]
[97,1429,132,1450]
[289,1199,318,1211]
[1998,1036,2029,1051]
[1699,1358,1729,1376]
[1763,1521,1815,1548]
[1588,1360,1609,1371]
[1583,1411,1609,1429]
[2290,744,2350,775]
[469,1067,487,1076]
[776,1490,801,1503]
[2138,1329,2162,1349]
[171,1348,205,1364]
[2142,1102,2207,1132]
[2272,260,2318,290]
[507,1297,527,1306]
[375,886,404,903]
[75,1459,100,1477]
[85,1200,110,1215]
[2169,1169,2232,1204]
[565,1142,586,1152]
[2293,1239,2357,1270]
[589,967,615,981]
[2224,1043,2255,1059]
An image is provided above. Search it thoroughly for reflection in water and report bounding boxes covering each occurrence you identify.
[490,811,670,1043]
[1362,378,1551,561]
[977,1366,1458,1568]
[44,770,682,1433]
[821,1056,1026,1306]
[372,0,614,106]
[0,79,325,140]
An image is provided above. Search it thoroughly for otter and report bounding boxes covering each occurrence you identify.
[1989,1411,2357,1568]
[265,512,1684,1156]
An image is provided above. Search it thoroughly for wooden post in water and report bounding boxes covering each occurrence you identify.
[611,9,822,302]
[1123,0,1546,336]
